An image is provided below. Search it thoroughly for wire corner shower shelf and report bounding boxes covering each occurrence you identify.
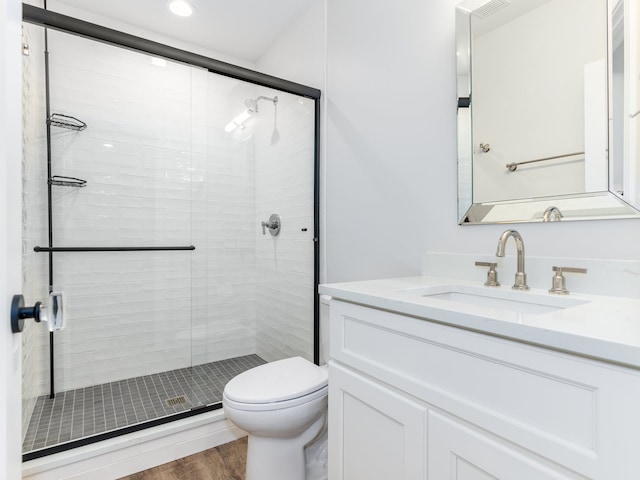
[46,113,88,187]
[46,113,87,131]
[48,175,87,187]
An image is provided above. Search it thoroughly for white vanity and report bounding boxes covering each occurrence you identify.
[319,276,640,479]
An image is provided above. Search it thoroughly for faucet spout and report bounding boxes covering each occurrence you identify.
[543,206,563,222]
[495,229,529,290]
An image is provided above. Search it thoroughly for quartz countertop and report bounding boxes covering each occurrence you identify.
[319,276,640,369]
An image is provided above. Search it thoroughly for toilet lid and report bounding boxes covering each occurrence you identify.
[224,357,328,404]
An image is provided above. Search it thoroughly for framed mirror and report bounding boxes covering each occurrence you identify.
[456,0,640,224]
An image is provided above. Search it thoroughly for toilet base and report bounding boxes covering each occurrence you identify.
[245,413,326,480]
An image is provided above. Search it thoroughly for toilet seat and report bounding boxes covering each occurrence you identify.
[223,356,328,411]
[223,384,328,411]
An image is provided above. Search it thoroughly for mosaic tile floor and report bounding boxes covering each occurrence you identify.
[23,354,266,453]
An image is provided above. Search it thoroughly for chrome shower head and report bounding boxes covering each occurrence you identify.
[244,95,278,114]
[245,98,259,114]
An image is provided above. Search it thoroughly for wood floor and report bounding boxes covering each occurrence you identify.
[118,437,247,480]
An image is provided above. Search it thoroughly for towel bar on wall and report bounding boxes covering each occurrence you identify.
[506,151,585,172]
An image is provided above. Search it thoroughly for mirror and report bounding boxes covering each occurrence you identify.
[456,0,640,224]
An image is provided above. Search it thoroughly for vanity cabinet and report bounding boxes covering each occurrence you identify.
[329,363,427,479]
[327,299,640,479]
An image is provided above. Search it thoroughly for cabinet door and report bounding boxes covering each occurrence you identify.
[428,411,583,480]
[329,362,428,480]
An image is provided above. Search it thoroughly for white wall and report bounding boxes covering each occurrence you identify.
[325,0,445,282]
[256,0,325,90]
[325,0,640,285]
[1,0,25,476]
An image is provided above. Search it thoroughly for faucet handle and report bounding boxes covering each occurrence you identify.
[475,261,500,287]
[549,266,587,295]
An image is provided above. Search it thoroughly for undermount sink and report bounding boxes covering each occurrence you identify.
[397,284,589,315]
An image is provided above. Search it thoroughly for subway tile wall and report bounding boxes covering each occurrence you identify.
[254,96,315,363]
[22,28,315,410]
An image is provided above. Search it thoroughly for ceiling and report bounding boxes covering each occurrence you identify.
[52,0,316,62]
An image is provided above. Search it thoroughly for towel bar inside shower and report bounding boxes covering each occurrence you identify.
[47,113,87,131]
[34,245,196,252]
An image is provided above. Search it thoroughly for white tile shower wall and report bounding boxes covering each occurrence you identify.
[22,22,50,440]
[23,30,259,396]
[191,76,259,366]
[254,94,315,363]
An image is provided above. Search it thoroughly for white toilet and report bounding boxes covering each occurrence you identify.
[223,357,328,480]
[223,296,331,480]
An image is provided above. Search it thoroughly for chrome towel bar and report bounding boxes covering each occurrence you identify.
[506,151,584,172]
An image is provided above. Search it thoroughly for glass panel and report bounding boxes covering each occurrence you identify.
[21,21,317,456]
[188,78,317,402]
[22,26,198,453]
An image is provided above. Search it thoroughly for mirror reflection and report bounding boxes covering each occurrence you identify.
[456,0,640,224]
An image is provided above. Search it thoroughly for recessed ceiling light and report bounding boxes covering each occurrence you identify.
[168,0,194,17]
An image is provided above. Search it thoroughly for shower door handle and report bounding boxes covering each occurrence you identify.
[10,292,66,333]
[261,214,281,236]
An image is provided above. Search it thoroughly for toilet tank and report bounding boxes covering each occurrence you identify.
[319,295,331,365]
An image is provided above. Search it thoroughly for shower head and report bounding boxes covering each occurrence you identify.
[226,95,279,133]
[244,95,278,114]
[245,98,259,114]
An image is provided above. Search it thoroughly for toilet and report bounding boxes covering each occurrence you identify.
[223,296,331,480]
[223,357,328,480]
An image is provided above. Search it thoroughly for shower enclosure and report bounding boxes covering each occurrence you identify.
[21,6,320,460]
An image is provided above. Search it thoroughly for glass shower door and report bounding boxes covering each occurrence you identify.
[186,75,317,406]
[21,26,201,455]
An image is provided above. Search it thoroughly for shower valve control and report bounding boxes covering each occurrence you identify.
[261,214,281,236]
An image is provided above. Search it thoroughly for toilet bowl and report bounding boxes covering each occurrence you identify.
[223,356,329,480]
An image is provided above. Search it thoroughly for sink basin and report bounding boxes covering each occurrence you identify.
[397,284,589,315]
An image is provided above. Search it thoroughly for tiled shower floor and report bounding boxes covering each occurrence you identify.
[23,354,266,454]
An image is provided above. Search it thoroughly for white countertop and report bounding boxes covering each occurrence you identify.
[319,276,640,369]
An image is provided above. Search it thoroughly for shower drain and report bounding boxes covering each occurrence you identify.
[165,395,189,407]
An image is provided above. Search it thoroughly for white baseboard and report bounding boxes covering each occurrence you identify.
[23,409,246,480]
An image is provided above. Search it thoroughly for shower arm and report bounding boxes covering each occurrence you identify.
[245,96,278,114]
[256,95,278,105]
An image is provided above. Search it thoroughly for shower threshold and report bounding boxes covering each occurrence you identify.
[23,354,265,458]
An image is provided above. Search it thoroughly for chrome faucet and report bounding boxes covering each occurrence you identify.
[542,206,563,222]
[495,229,529,290]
